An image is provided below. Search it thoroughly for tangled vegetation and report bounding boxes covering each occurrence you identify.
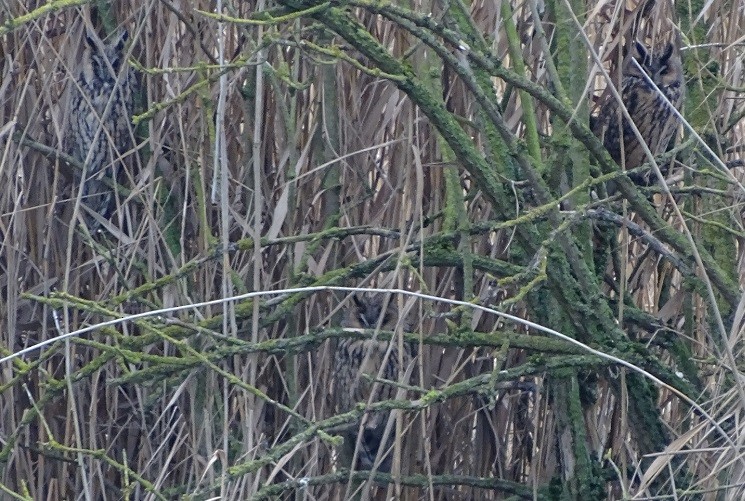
[1,0,744,499]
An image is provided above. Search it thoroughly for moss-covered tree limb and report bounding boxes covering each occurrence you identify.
[266,0,707,471]
[338,0,737,306]
[251,469,540,499]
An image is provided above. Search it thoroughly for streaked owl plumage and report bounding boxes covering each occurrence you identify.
[595,41,683,184]
[68,28,135,226]
[333,294,414,471]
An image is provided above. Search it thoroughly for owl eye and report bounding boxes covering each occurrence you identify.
[659,43,674,64]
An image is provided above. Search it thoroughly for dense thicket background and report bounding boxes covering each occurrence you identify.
[2,0,745,499]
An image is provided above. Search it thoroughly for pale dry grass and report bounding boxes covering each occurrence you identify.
[1,0,745,499]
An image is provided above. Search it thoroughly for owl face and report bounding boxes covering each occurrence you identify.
[344,294,397,330]
[626,41,682,90]
[80,29,129,89]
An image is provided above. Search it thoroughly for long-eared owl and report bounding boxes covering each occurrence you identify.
[68,27,135,227]
[595,41,684,184]
[333,293,414,472]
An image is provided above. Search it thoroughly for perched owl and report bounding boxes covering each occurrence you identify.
[595,41,684,185]
[333,294,414,472]
[68,28,135,228]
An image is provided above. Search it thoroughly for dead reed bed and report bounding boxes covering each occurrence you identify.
[1,0,745,499]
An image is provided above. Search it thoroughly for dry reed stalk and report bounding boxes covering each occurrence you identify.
[1,0,745,499]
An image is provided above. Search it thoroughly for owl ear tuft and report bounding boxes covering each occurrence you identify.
[84,27,99,50]
[633,41,648,61]
[352,293,365,310]
[111,29,129,52]
[660,43,674,63]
